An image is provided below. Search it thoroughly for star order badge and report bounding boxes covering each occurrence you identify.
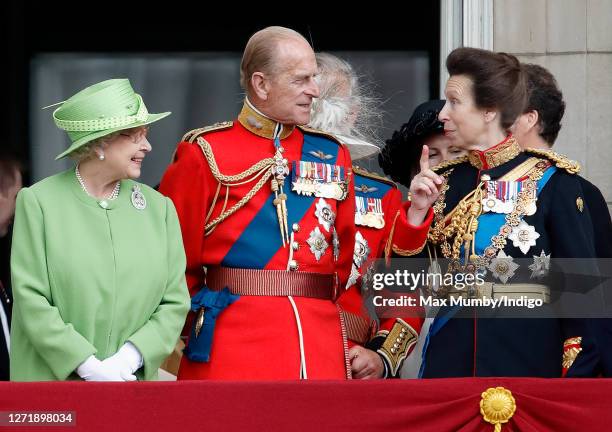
[508,220,540,254]
[528,250,551,279]
[353,231,370,268]
[346,264,361,289]
[307,227,329,261]
[315,198,335,232]
[488,250,519,284]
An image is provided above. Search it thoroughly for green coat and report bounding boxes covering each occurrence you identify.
[10,169,190,381]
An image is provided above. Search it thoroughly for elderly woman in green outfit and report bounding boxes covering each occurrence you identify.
[10,79,190,381]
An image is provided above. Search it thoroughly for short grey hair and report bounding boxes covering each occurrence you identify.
[309,52,382,145]
[240,26,310,94]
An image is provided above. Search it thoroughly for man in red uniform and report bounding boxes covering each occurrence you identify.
[160,26,359,380]
[345,168,429,378]
[309,53,434,378]
[161,28,434,380]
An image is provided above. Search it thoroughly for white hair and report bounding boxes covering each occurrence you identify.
[67,126,146,162]
[309,52,382,147]
[240,26,310,94]
[68,132,117,162]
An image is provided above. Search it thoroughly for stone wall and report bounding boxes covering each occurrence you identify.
[494,0,612,212]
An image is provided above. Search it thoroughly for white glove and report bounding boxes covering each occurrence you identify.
[76,343,143,382]
[101,342,143,382]
[76,355,129,381]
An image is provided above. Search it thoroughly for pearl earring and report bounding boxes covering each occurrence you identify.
[99,154,105,161]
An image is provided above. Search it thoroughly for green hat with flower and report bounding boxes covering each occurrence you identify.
[51,78,171,159]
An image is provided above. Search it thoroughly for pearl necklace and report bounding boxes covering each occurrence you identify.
[75,165,120,201]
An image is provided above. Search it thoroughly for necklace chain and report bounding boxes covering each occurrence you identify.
[75,165,120,200]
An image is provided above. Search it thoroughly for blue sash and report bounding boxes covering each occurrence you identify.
[221,133,340,268]
[419,165,557,377]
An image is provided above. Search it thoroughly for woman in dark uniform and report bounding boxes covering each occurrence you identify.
[417,48,597,378]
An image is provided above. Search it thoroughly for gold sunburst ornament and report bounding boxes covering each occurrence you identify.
[480,387,516,432]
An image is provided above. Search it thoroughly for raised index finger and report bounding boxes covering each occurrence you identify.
[419,145,430,172]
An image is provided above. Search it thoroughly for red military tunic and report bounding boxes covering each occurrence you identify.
[159,101,356,379]
[338,167,432,376]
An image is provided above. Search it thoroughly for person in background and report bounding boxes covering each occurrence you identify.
[513,63,611,259]
[378,100,464,378]
[379,99,465,187]
[309,52,434,378]
[0,154,22,380]
[514,63,612,377]
[10,78,190,381]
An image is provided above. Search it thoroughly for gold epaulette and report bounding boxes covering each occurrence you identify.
[182,121,234,143]
[524,148,580,174]
[431,155,469,172]
[352,165,397,188]
[296,125,344,146]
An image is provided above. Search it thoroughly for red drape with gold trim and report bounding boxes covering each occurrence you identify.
[0,378,610,431]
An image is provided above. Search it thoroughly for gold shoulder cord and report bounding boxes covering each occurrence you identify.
[197,137,276,236]
[524,148,580,174]
[183,121,234,143]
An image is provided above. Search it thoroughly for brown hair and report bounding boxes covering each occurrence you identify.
[240,26,309,93]
[523,63,565,145]
[446,47,527,129]
[0,154,22,195]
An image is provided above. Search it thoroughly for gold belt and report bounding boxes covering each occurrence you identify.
[206,267,339,300]
[446,283,550,303]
